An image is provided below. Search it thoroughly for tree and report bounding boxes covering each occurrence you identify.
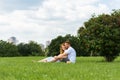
[77,27,92,56]
[0,40,19,57]
[17,41,44,56]
[78,9,120,62]
[17,43,29,56]
[28,41,44,56]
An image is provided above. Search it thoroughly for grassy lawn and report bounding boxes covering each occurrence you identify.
[0,57,120,80]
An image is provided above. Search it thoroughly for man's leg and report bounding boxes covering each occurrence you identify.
[61,57,70,63]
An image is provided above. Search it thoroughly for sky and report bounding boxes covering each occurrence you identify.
[0,0,120,45]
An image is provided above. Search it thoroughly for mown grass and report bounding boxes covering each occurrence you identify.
[0,57,120,80]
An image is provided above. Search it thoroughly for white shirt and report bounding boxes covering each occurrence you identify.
[65,47,76,63]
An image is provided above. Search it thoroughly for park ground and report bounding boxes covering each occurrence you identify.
[0,57,120,80]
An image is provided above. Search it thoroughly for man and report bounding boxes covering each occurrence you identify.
[54,41,76,63]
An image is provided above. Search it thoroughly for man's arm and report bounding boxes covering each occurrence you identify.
[54,53,68,59]
[50,53,68,62]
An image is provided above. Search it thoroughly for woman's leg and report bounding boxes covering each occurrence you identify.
[38,57,54,62]
[37,59,47,62]
[32,58,47,62]
[50,55,67,62]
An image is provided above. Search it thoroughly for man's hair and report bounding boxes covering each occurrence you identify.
[65,40,71,45]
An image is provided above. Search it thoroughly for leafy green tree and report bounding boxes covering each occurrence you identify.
[17,41,43,56]
[28,41,44,56]
[17,43,29,56]
[77,27,92,56]
[0,40,19,57]
[78,9,120,62]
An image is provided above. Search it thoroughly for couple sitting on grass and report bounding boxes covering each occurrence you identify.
[35,41,76,63]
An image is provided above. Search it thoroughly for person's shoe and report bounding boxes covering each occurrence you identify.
[66,61,71,64]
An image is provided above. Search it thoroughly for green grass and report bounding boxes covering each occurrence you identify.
[0,57,120,80]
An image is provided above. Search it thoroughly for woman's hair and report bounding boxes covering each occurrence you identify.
[60,43,65,54]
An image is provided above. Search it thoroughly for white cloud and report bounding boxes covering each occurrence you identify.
[0,0,119,45]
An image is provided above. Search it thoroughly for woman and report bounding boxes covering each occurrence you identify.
[34,43,66,63]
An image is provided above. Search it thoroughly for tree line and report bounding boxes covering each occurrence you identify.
[0,40,44,57]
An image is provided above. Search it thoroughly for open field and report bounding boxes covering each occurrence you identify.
[0,57,120,80]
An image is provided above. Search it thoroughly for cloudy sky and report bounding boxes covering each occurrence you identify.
[0,0,120,45]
